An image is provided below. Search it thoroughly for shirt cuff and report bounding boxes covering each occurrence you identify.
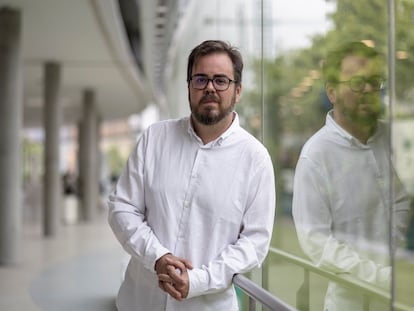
[143,244,171,273]
[377,266,391,289]
[186,268,209,299]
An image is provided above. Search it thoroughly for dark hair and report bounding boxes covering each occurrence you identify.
[187,40,243,85]
[323,41,383,84]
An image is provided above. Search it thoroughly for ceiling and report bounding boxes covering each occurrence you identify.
[0,0,177,128]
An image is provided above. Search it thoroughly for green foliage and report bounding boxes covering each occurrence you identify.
[242,0,414,163]
[22,137,43,183]
[395,0,414,99]
[106,145,127,178]
[240,0,414,304]
[238,0,414,234]
[326,0,414,99]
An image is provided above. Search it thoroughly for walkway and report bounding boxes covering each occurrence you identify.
[0,182,127,311]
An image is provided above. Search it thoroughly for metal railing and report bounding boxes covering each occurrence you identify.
[268,247,414,311]
[232,247,413,311]
[233,274,297,311]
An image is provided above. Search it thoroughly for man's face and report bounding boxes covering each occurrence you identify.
[328,54,384,126]
[188,52,242,125]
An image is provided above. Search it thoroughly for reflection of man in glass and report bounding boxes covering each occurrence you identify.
[292,42,411,311]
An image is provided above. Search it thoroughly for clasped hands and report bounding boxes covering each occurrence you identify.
[155,253,193,301]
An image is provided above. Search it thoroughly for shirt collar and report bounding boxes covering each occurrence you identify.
[187,111,240,147]
[326,110,354,142]
[326,110,382,148]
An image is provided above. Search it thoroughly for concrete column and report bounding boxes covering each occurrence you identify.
[77,121,85,216]
[79,89,99,221]
[0,7,22,264]
[43,62,62,236]
[96,116,102,210]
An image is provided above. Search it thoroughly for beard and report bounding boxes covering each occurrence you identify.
[338,94,382,126]
[191,92,236,125]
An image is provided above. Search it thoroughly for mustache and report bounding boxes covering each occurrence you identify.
[199,94,220,104]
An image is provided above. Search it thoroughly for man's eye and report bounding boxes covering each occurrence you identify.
[351,77,365,87]
[214,77,227,85]
[195,77,207,83]
[371,79,380,87]
[370,77,384,88]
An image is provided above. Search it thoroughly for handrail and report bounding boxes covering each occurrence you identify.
[233,274,297,311]
[268,247,414,311]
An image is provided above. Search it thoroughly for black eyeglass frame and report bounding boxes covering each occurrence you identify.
[336,75,386,93]
[189,74,238,91]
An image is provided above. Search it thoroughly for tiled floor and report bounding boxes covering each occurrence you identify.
[0,184,127,311]
[3,183,414,311]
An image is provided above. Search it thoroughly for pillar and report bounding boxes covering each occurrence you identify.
[0,7,22,264]
[78,89,99,221]
[96,116,103,210]
[43,62,62,236]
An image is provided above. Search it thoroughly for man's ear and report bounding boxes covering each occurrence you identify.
[187,82,192,102]
[325,83,336,105]
[235,83,242,103]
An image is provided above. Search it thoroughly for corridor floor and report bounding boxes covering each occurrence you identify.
[0,199,127,311]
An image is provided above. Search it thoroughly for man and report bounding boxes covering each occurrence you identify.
[292,42,411,311]
[108,40,276,311]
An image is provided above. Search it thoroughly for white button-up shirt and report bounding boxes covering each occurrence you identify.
[108,113,276,311]
[292,111,411,311]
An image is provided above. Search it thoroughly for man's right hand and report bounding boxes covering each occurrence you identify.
[155,253,193,300]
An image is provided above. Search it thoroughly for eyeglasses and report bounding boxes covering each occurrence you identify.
[337,75,385,93]
[189,74,237,91]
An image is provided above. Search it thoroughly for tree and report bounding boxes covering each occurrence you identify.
[239,0,414,228]
[107,145,126,179]
[243,0,414,158]
[325,0,414,100]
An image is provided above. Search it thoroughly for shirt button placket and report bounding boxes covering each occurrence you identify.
[177,150,199,243]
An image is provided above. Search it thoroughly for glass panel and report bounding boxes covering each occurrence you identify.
[257,0,414,310]
[393,0,414,309]
[259,1,335,308]
[165,1,273,309]
[165,0,414,310]
[165,0,266,121]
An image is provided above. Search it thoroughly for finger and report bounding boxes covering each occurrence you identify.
[163,281,183,301]
[167,268,190,290]
[155,253,174,274]
[158,273,173,283]
[165,257,187,271]
[182,258,193,269]
[158,273,186,295]
[166,264,182,276]
[166,266,187,285]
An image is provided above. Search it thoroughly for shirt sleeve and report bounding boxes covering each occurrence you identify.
[393,169,412,246]
[292,156,391,288]
[107,134,170,272]
[187,155,276,298]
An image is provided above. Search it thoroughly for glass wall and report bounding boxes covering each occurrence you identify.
[166,0,414,309]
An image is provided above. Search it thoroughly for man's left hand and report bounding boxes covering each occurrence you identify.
[158,267,190,300]
[155,254,192,300]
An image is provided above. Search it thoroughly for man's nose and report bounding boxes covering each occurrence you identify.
[363,82,375,93]
[205,79,215,91]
